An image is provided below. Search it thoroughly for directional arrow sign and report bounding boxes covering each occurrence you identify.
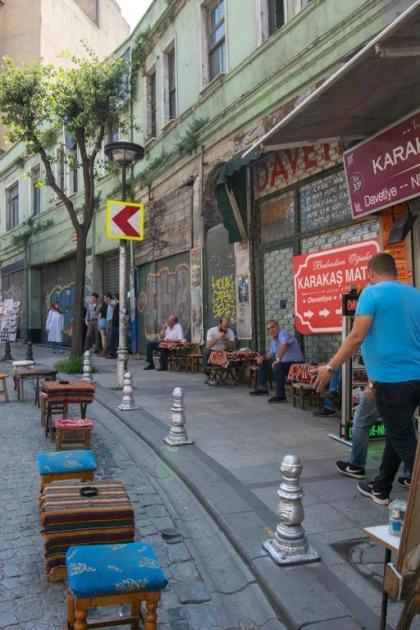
[106,199,144,241]
[303,310,314,318]
[319,308,330,318]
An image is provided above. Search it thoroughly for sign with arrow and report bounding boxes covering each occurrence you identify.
[106,199,144,241]
[293,239,380,334]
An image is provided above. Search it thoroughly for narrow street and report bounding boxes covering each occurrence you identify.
[0,343,415,629]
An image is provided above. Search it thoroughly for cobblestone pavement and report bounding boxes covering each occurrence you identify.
[0,367,283,630]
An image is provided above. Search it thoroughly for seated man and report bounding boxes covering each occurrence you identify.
[204,317,235,373]
[250,319,304,403]
[144,315,185,371]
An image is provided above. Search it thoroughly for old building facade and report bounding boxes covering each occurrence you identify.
[1,0,418,354]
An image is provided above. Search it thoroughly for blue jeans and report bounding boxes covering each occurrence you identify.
[324,370,342,411]
[258,359,294,398]
[108,327,118,358]
[51,341,62,353]
[373,380,419,494]
[350,392,379,467]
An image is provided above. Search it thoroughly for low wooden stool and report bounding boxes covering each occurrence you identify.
[55,418,94,450]
[292,382,318,410]
[65,541,168,630]
[0,373,9,402]
[186,350,203,373]
[37,449,96,492]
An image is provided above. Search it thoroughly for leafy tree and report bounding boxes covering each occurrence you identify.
[0,50,126,356]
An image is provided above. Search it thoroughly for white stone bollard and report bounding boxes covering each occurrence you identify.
[164,387,194,446]
[118,372,139,411]
[263,454,320,565]
[81,350,95,383]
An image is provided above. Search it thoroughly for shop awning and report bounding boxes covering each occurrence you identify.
[243,1,420,157]
[215,152,262,243]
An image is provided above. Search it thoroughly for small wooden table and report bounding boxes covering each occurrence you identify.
[365,524,401,630]
[207,351,258,385]
[14,366,57,402]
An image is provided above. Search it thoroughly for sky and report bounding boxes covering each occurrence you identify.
[116,0,154,31]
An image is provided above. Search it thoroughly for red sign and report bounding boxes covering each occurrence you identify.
[293,239,380,334]
[344,109,420,218]
[106,200,144,241]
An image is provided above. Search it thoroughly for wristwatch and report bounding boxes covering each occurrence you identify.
[325,363,335,374]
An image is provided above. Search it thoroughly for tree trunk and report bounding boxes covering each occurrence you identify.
[70,231,87,357]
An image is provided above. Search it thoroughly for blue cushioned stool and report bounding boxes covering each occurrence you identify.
[65,542,168,630]
[37,450,96,491]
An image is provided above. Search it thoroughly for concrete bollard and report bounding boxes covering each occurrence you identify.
[118,372,139,411]
[26,341,34,361]
[164,387,194,446]
[81,350,95,383]
[263,454,320,565]
[2,341,13,361]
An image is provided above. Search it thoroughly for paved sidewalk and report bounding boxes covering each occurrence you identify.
[0,351,283,629]
[3,343,418,629]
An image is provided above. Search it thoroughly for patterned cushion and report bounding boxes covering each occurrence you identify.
[37,450,96,475]
[66,542,168,597]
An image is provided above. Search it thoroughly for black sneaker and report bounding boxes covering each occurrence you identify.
[143,364,155,370]
[336,461,365,479]
[249,389,269,396]
[357,481,389,506]
[312,408,335,417]
[397,476,411,489]
[268,396,287,403]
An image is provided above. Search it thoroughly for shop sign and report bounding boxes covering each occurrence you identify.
[344,109,420,218]
[106,200,144,241]
[254,141,342,199]
[293,239,380,334]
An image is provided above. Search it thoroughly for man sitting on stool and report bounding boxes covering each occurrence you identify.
[204,317,235,374]
[144,314,185,371]
[250,319,304,403]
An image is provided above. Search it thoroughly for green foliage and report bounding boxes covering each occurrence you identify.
[11,216,54,247]
[55,355,98,374]
[176,117,209,156]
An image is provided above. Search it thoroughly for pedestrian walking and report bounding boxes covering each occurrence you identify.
[46,302,64,353]
[98,296,108,356]
[84,292,100,352]
[106,294,119,359]
[313,253,420,506]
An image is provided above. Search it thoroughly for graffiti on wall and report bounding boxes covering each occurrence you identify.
[138,264,191,338]
[211,275,236,323]
[45,283,75,335]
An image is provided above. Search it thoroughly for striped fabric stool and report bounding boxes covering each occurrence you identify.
[65,542,168,630]
[37,450,96,491]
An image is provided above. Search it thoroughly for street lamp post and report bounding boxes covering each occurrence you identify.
[104,141,144,388]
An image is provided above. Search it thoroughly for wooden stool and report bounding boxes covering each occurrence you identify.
[248,365,273,391]
[37,449,96,491]
[65,542,168,630]
[186,351,203,373]
[292,383,318,410]
[0,373,9,402]
[55,418,94,450]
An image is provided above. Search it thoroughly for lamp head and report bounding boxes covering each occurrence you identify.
[104,141,144,168]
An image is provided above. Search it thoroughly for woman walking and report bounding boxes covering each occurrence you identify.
[46,302,64,353]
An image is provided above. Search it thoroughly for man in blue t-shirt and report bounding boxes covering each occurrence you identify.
[313,253,420,506]
[249,319,304,403]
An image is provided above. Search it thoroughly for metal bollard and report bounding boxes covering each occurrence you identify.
[118,372,139,411]
[2,341,13,361]
[26,341,34,361]
[164,387,193,446]
[81,350,95,383]
[263,454,320,565]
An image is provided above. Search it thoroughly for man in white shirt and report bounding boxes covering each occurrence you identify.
[144,314,185,371]
[204,317,235,374]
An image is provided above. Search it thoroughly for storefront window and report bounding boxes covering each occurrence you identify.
[260,191,295,244]
[299,170,351,232]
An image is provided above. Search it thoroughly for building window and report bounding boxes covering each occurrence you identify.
[166,47,177,121]
[31,165,41,215]
[268,0,285,36]
[147,68,157,138]
[208,0,226,81]
[295,0,312,13]
[6,182,19,230]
